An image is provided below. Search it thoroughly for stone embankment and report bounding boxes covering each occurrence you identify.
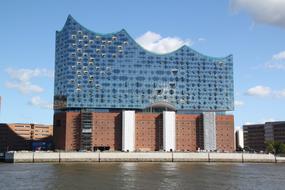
[4,151,285,163]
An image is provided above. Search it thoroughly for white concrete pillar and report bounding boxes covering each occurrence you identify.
[203,112,216,151]
[122,110,135,152]
[236,129,244,149]
[163,111,176,151]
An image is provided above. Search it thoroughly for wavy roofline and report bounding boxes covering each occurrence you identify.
[58,15,232,59]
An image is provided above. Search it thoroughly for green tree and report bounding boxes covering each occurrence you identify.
[266,141,285,155]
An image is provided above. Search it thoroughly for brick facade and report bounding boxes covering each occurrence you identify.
[65,112,81,151]
[135,113,162,151]
[53,112,81,151]
[216,115,235,151]
[92,112,122,150]
[53,112,234,152]
[176,114,199,151]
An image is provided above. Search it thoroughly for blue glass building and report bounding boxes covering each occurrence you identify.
[54,15,234,113]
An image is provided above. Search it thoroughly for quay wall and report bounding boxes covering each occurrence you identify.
[4,152,284,163]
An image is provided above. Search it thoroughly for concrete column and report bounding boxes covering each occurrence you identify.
[163,111,176,151]
[122,110,135,152]
[203,112,216,151]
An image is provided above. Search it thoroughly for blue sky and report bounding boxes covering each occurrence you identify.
[0,0,284,128]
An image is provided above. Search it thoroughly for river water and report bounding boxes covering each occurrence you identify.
[0,162,284,190]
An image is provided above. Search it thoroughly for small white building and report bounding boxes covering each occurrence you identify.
[235,128,244,149]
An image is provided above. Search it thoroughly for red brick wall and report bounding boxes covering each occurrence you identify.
[216,115,235,152]
[53,112,67,150]
[135,113,162,151]
[53,112,81,151]
[176,114,200,151]
[92,112,122,150]
[65,112,81,151]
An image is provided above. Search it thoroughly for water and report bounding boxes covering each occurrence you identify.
[0,162,285,190]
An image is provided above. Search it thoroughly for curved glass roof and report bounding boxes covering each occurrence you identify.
[59,15,232,58]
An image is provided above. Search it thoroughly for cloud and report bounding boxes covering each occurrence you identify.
[265,50,285,70]
[136,31,192,54]
[231,0,285,28]
[274,89,285,98]
[5,81,44,94]
[5,68,53,81]
[234,100,244,107]
[198,38,206,42]
[245,85,271,97]
[28,96,53,109]
[265,62,285,70]
[272,51,285,60]
[5,68,53,94]
[245,85,285,98]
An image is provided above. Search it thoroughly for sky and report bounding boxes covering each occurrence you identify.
[0,0,284,128]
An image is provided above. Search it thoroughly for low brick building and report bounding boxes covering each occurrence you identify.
[0,123,53,152]
[53,111,234,152]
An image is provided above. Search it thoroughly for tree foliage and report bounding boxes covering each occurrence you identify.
[265,141,285,155]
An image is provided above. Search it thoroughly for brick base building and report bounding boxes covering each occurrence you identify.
[53,111,234,152]
[0,123,53,152]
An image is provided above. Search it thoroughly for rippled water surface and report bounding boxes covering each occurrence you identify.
[0,162,285,190]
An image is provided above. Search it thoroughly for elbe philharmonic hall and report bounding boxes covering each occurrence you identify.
[53,16,235,152]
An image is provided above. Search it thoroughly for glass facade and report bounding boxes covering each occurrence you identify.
[54,15,234,112]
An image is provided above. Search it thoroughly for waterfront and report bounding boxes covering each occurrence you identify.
[0,162,285,190]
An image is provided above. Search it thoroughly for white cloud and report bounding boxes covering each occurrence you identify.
[136,31,192,54]
[245,85,285,98]
[245,85,271,97]
[272,51,285,60]
[234,100,244,107]
[5,81,44,94]
[5,68,53,94]
[28,96,53,109]
[5,68,53,81]
[265,62,285,70]
[265,50,285,70]
[274,89,285,98]
[198,38,206,42]
[231,0,285,28]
